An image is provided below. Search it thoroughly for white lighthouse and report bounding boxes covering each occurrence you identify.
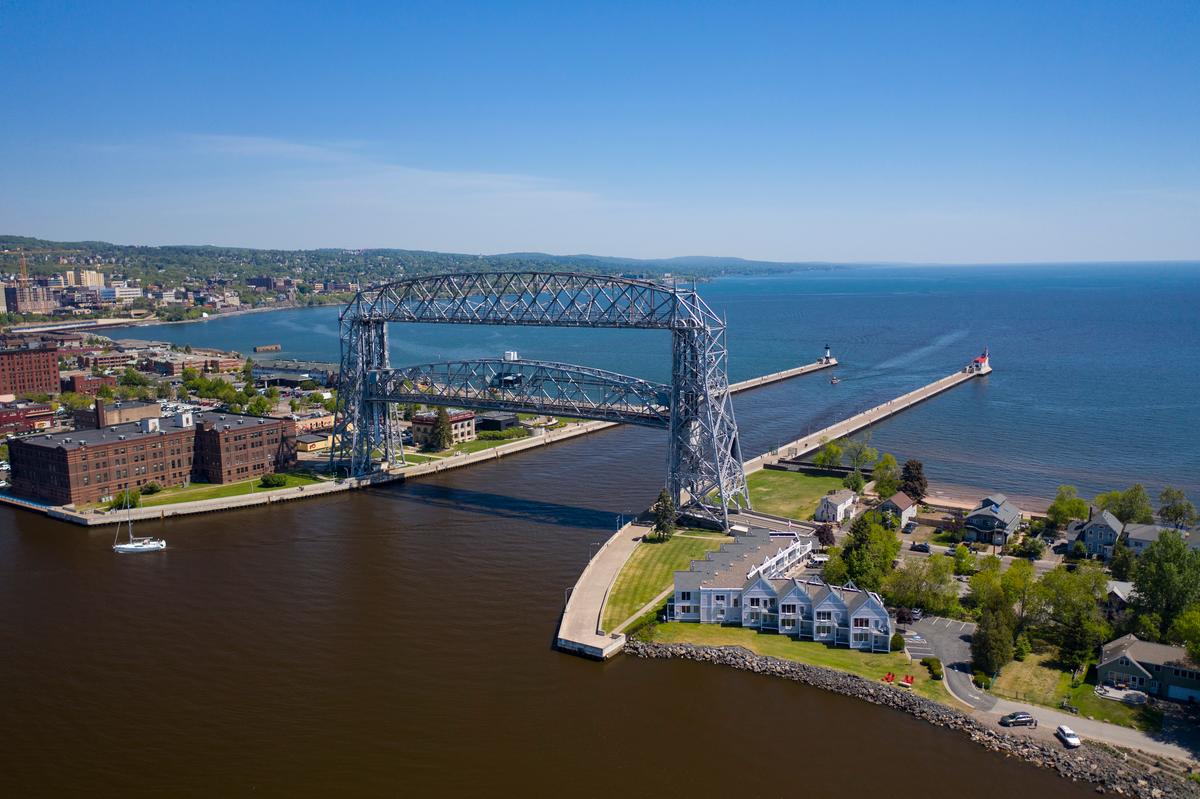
[823,344,832,364]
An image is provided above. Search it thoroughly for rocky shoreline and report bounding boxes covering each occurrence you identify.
[626,639,1199,798]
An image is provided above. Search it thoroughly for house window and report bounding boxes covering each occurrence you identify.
[853,617,869,628]
[817,624,832,636]
[680,591,692,601]
[750,597,761,608]
[852,631,868,643]
[715,594,725,603]
[782,604,796,614]
[816,610,831,621]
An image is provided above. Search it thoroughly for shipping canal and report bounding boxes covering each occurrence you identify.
[1,416,1093,797]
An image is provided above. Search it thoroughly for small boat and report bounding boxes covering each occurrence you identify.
[112,492,165,554]
[829,376,841,385]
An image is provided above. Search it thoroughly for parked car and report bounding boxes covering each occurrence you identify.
[910,542,931,553]
[999,712,1038,728]
[1055,725,1082,748]
[903,521,918,534]
[909,608,924,621]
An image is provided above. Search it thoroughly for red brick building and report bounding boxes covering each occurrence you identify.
[0,401,55,435]
[8,414,197,505]
[0,346,59,397]
[191,412,295,483]
[61,372,118,396]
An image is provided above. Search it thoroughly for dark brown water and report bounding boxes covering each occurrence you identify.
[1,411,1091,797]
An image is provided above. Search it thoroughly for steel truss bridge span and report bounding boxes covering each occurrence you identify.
[368,359,671,427]
[333,271,750,527]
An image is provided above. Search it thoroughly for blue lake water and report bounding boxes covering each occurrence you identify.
[127,264,1200,499]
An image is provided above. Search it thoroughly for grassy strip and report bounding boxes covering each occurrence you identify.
[138,473,322,506]
[600,535,726,632]
[745,470,845,520]
[647,622,955,704]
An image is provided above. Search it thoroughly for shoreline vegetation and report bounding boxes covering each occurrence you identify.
[626,639,1199,799]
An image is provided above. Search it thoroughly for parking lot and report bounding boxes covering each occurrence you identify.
[904,616,995,710]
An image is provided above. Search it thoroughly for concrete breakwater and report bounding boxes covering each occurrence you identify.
[743,364,988,475]
[626,640,1199,799]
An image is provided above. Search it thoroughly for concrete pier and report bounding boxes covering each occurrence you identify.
[728,357,836,392]
[744,361,990,474]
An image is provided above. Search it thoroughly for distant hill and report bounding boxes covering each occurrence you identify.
[0,235,842,285]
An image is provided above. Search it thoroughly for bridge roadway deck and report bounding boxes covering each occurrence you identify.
[557,361,989,658]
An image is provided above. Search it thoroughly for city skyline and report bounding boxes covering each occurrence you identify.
[2,1,1198,262]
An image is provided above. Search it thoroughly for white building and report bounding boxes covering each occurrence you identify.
[815,489,856,523]
[671,527,893,652]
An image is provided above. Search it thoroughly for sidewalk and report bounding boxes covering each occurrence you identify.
[555,522,650,659]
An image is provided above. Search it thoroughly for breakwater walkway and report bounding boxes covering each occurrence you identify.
[743,361,990,474]
[728,357,836,392]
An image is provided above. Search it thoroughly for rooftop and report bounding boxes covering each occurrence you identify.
[13,417,193,450]
[195,411,285,433]
[1123,523,1175,543]
[1101,634,1195,669]
[884,492,915,511]
[823,489,856,504]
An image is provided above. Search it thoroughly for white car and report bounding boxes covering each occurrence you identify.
[1055,725,1082,748]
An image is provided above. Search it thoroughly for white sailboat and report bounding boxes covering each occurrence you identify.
[112,491,165,554]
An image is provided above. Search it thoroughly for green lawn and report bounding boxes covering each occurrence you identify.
[746,470,845,520]
[137,473,322,507]
[399,452,437,464]
[649,622,955,704]
[600,535,727,632]
[992,650,1163,731]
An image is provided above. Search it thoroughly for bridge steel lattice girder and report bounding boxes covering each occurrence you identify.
[368,359,671,427]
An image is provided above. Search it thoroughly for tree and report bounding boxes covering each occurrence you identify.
[872,453,900,499]
[1168,606,1200,665]
[842,470,865,493]
[814,523,836,548]
[431,406,453,450]
[1001,558,1041,632]
[822,547,848,584]
[402,403,418,421]
[119,367,151,387]
[899,459,927,502]
[813,439,843,470]
[840,515,901,591]
[883,555,958,616]
[1034,563,1109,665]
[1132,529,1200,637]
[652,488,676,541]
[843,434,877,474]
[1094,484,1154,525]
[241,359,255,381]
[107,489,141,510]
[1158,487,1197,530]
[260,473,287,487]
[1109,542,1135,581]
[953,543,977,576]
[57,391,94,411]
[246,395,273,417]
[1046,485,1088,530]
[972,605,1015,675]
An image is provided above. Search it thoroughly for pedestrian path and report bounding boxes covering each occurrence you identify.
[555,522,650,659]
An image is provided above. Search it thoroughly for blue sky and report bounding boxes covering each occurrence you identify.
[2,1,1197,261]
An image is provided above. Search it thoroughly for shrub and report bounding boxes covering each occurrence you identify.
[259,473,288,488]
[1014,632,1032,661]
[107,489,141,510]
[890,632,905,652]
[477,427,532,441]
[920,656,944,680]
[140,481,162,496]
[973,670,992,690]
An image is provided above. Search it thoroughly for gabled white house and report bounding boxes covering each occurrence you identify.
[815,489,856,523]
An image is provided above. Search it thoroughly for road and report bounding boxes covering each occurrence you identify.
[907,617,1198,763]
